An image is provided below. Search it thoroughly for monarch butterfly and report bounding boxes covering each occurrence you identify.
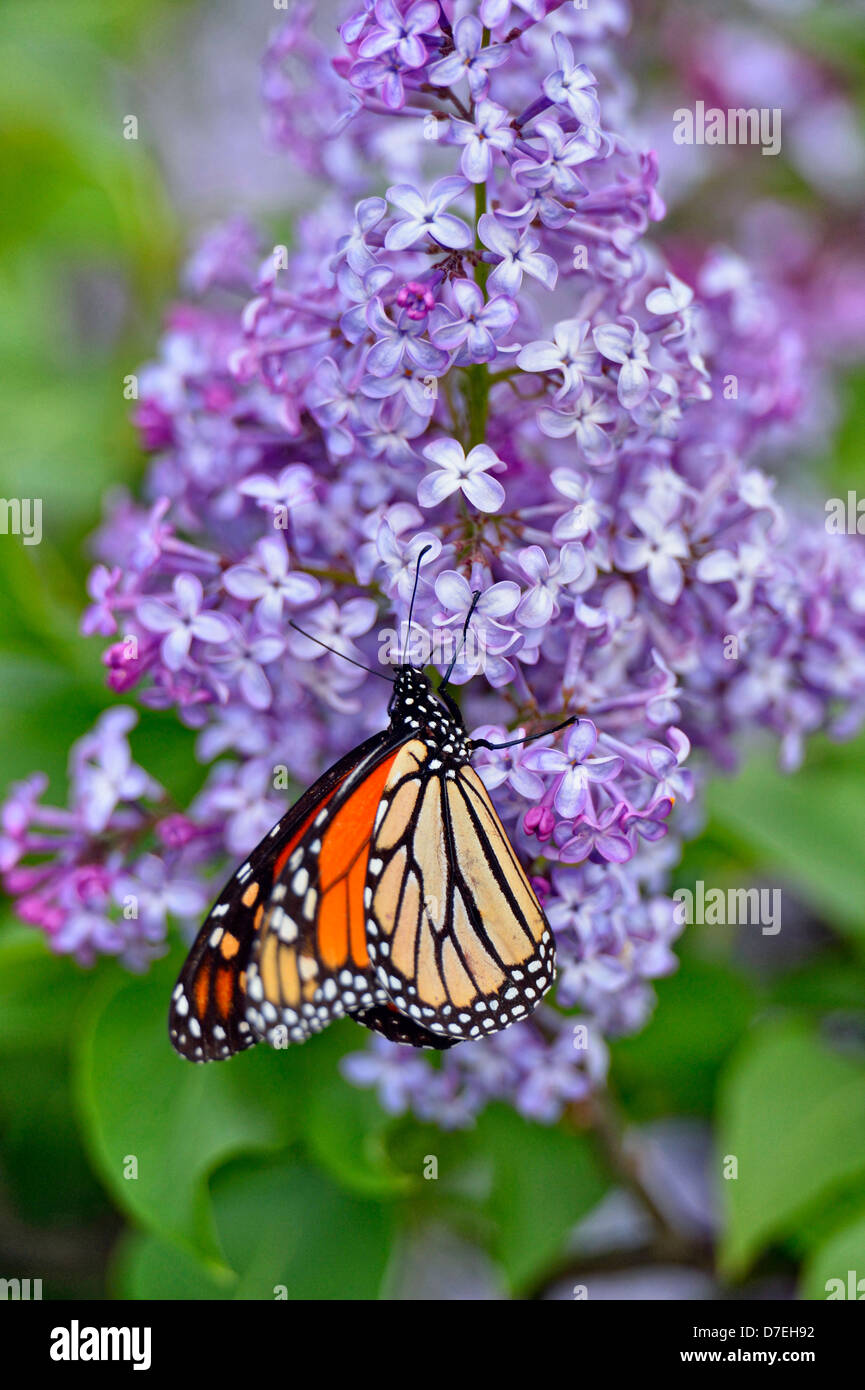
[169,574,576,1061]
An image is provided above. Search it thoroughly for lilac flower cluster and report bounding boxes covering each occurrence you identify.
[1,710,209,969]
[5,0,865,1125]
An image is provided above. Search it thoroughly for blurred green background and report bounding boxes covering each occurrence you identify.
[1,0,865,1301]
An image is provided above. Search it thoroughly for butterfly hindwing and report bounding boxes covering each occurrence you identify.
[364,741,556,1043]
[350,1002,459,1050]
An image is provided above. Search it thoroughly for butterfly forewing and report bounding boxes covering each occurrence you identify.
[168,731,389,1061]
[242,738,406,1046]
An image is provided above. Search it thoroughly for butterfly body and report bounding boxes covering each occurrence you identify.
[169,664,556,1062]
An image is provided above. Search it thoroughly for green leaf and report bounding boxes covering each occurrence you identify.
[473,1104,608,1293]
[112,1230,235,1301]
[303,1068,412,1199]
[611,954,758,1118]
[211,1153,395,1300]
[718,1018,865,1279]
[0,1050,108,1224]
[0,936,98,1053]
[706,756,865,946]
[800,1211,865,1301]
[74,952,312,1266]
[767,959,865,1015]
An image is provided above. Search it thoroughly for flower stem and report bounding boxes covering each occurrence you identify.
[465,179,491,449]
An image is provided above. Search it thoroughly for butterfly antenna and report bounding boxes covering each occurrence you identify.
[473,712,578,751]
[289,621,393,682]
[439,589,482,690]
[402,543,433,667]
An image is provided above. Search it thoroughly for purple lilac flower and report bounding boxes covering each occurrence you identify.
[593,318,652,410]
[615,504,690,605]
[538,387,617,465]
[523,720,624,820]
[137,574,235,672]
[512,119,599,198]
[433,568,521,684]
[357,1,439,69]
[1,709,216,968]
[223,536,321,626]
[365,297,450,377]
[5,0,865,1128]
[384,176,472,250]
[478,214,558,295]
[450,99,515,183]
[418,439,506,512]
[427,14,508,99]
[542,33,601,128]
[428,278,517,363]
[517,318,596,398]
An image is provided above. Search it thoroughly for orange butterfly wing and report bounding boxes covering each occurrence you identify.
[169,732,390,1061]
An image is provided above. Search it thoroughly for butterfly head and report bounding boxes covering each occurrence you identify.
[387,663,470,755]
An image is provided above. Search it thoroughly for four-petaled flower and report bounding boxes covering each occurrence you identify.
[434,568,520,661]
[418,439,506,512]
[238,463,316,517]
[513,119,599,197]
[522,720,624,819]
[593,318,652,409]
[428,278,517,363]
[207,619,287,711]
[479,214,558,295]
[287,597,379,669]
[615,505,690,604]
[72,708,162,835]
[551,469,609,543]
[365,297,450,377]
[114,854,208,935]
[137,574,234,672]
[223,535,321,626]
[542,33,601,128]
[517,317,597,397]
[511,543,586,627]
[428,14,508,98]
[538,386,617,464]
[696,541,772,617]
[371,513,443,601]
[451,99,516,183]
[357,0,439,69]
[385,176,472,250]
